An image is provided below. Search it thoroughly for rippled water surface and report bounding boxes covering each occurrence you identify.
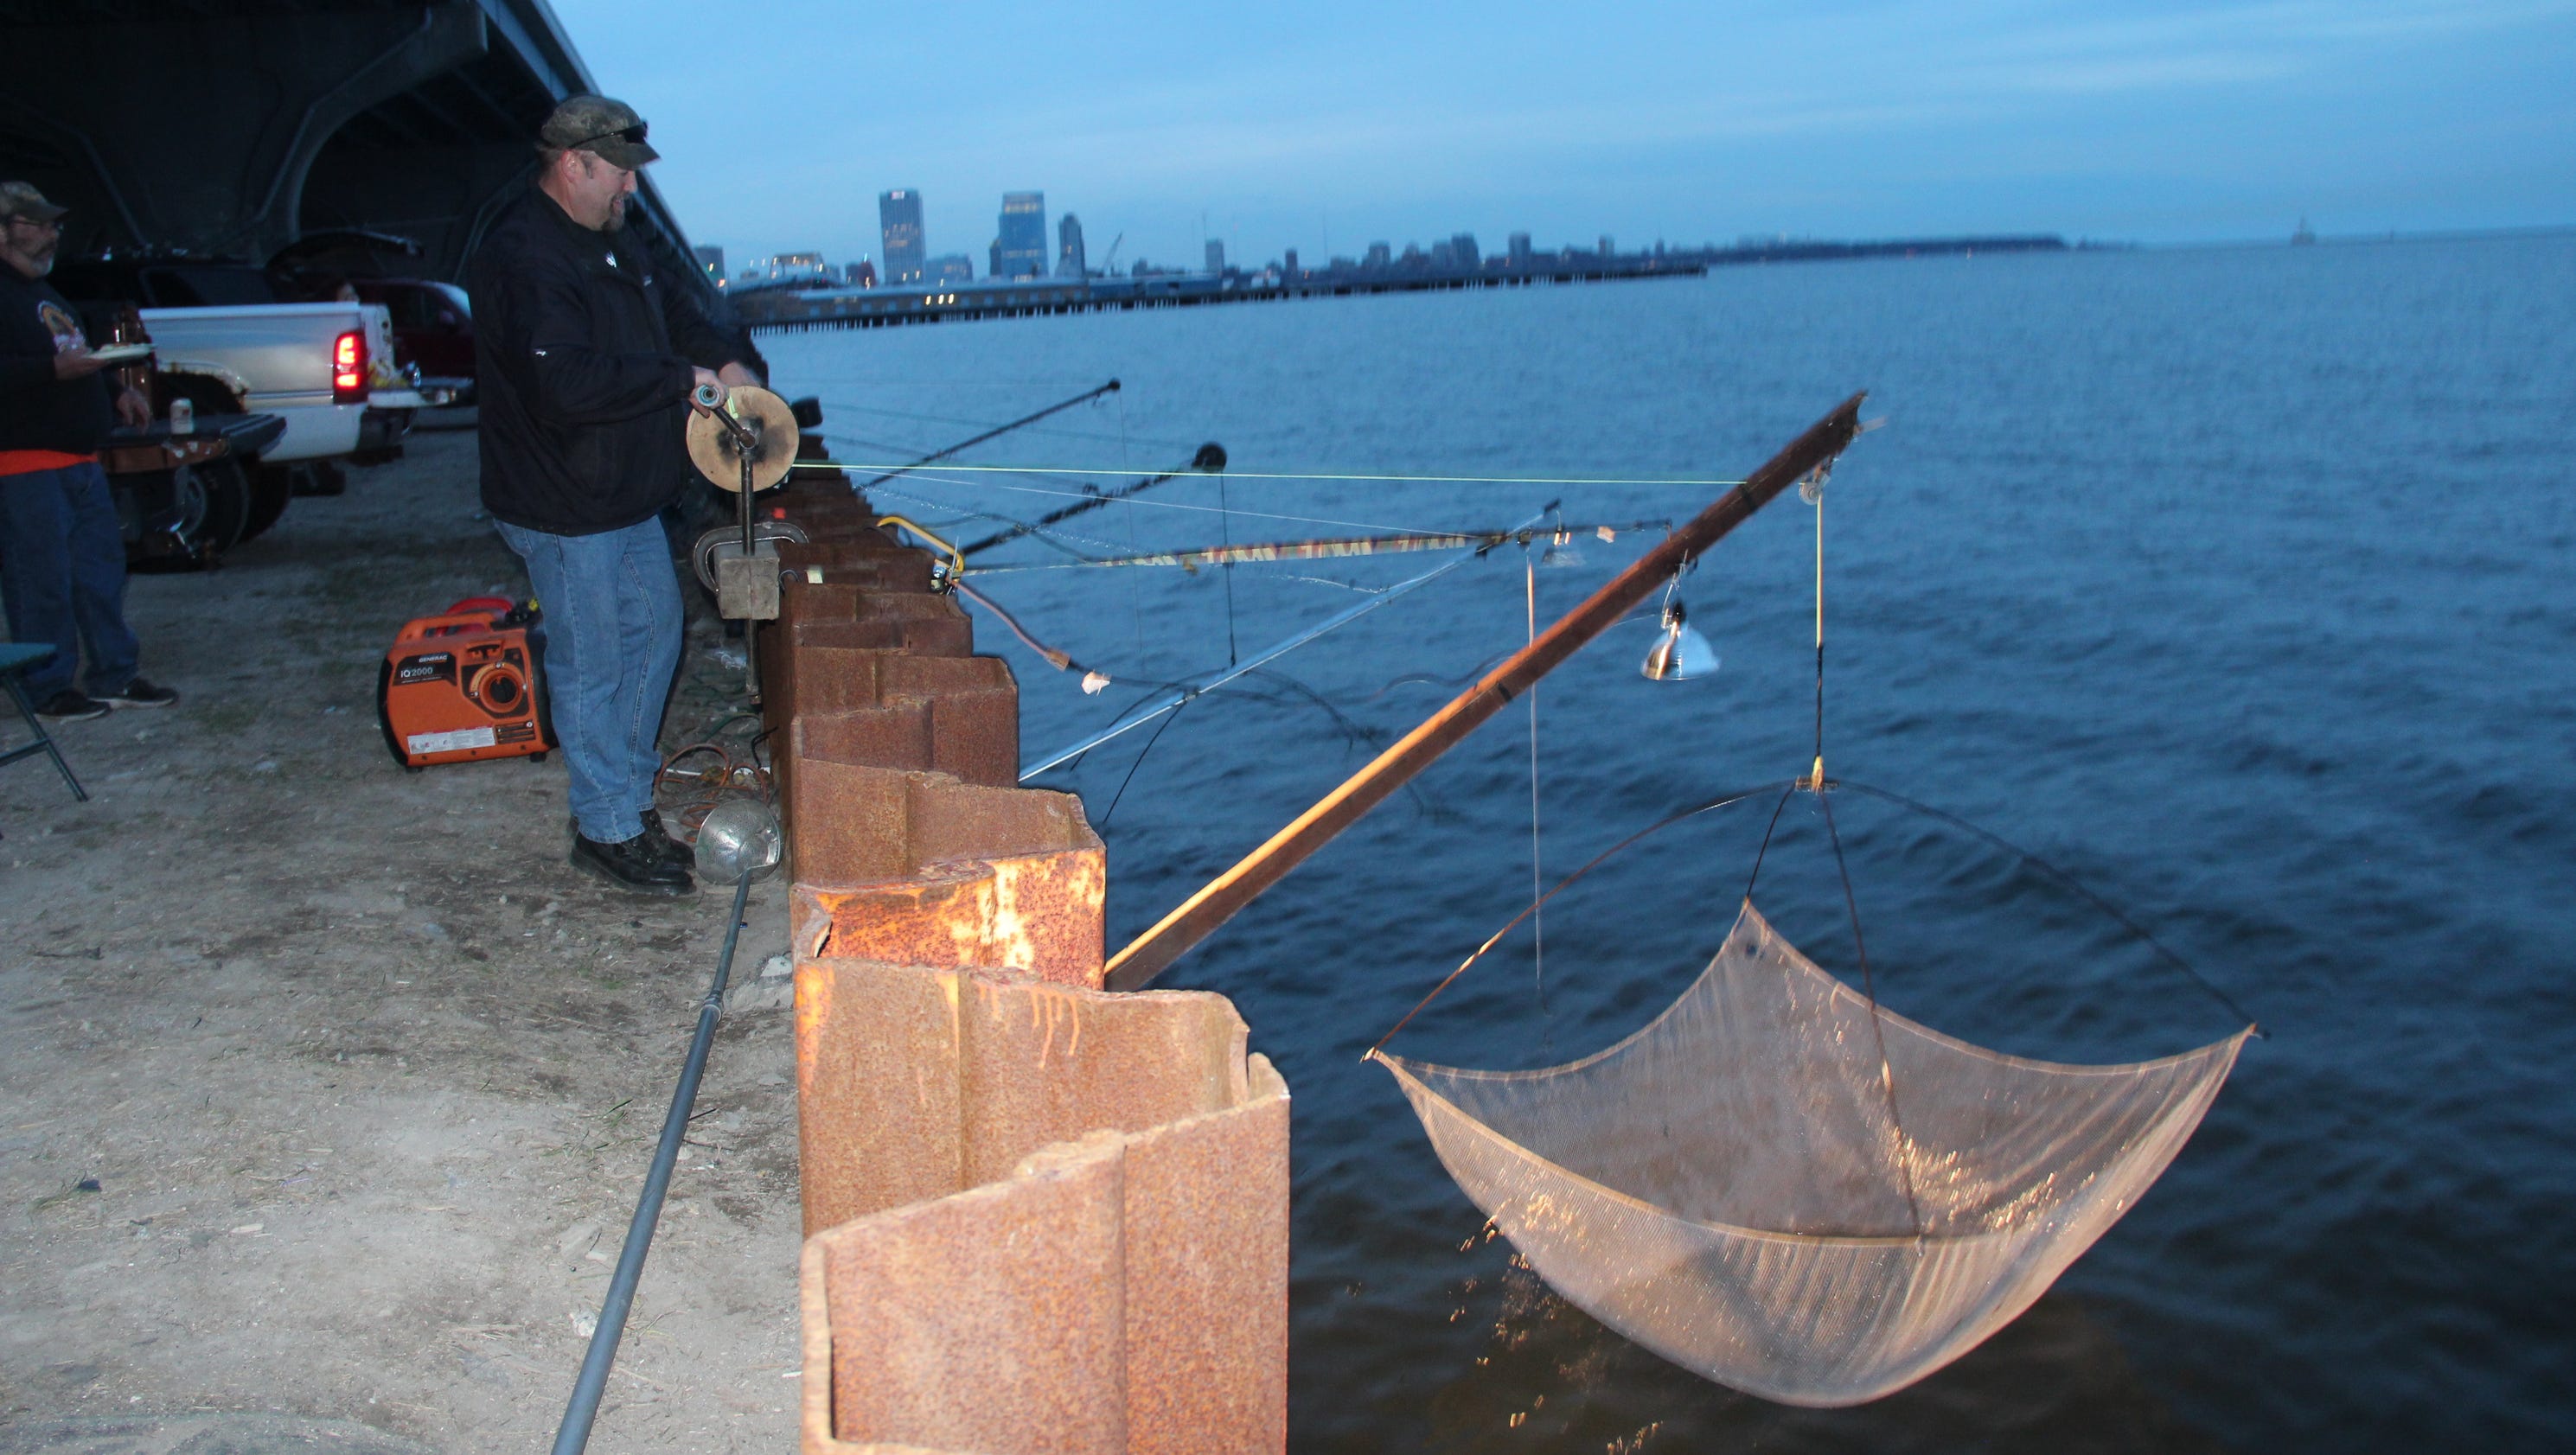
[758,234,2576,1452]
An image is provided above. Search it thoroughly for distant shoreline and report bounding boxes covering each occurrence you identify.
[2136,220,2576,252]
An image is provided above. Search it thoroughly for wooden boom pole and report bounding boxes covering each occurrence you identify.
[1103,392,1867,992]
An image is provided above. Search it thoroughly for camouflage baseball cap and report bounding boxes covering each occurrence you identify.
[0,181,69,224]
[537,95,659,169]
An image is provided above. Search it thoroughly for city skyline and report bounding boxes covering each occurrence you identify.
[557,0,2576,271]
[719,186,1687,290]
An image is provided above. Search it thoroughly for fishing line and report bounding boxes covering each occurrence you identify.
[1368,781,1801,1058]
[1525,543,1547,1011]
[1818,785,1924,1239]
[860,480,1105,562]
[1019,507,1550,781]
[820,426,938,460]
[863,466,1453,536]
[1098,699,1187,829]
[1269,574,1380,594]
[818,399,1206,454]
[1243,668,1444,820]
[1359,651,1512,700]
[820,432,1128,498]
[802,458,1753,488]
[1117,390,1147,661]
[1830,781,2264,1033]
[838,380,1122,498]
[1219,472,1240,664]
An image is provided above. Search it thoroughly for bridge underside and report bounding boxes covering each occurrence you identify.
[0,0,706,294]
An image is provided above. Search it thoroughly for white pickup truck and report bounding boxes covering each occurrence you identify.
[140,300,419,464]
[50,258,423,474]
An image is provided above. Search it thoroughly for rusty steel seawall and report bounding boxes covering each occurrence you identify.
[761,459,1289,1455]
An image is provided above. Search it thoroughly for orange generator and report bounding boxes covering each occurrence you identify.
[376,597,556,769]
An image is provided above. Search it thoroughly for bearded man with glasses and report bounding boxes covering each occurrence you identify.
[471,97,764,896]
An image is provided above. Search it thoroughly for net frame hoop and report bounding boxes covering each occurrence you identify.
[1369,776,2260,1060]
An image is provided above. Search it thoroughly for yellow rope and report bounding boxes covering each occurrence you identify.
[873,515,965,582]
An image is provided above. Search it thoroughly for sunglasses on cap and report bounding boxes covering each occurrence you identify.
[567,123,648,150]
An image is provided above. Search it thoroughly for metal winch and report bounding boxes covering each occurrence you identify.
[685,381,798,623]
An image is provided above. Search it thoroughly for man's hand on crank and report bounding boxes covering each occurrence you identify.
[687,362,766,413]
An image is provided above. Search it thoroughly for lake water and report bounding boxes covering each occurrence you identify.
[757,233,2576,1453]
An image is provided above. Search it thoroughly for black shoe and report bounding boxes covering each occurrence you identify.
[36,691,109,722]
[99,676,178,710]
[639,808,694,871]
[570,831,696,897]
[568,811,696,872]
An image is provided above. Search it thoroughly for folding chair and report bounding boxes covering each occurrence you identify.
[0,642,88,801]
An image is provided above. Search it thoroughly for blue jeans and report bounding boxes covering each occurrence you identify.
[0,461,139,701]
[495,515,683,844]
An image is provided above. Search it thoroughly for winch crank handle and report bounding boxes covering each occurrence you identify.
[692,383,760,450]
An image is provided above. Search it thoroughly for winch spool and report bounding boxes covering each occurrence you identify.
[686,384,798,493]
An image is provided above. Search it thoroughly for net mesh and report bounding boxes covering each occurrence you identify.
[1376,900,2249,1407]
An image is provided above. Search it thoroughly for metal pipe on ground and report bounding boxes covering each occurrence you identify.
[549,870,757,1455]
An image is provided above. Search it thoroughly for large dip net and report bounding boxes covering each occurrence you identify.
[1373,899,2250,1407]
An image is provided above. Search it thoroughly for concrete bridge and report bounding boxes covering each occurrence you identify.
[0,0,713,298]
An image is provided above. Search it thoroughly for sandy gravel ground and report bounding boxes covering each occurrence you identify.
[0,420,808,1454]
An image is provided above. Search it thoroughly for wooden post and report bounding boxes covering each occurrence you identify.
[1103,392,1867,992]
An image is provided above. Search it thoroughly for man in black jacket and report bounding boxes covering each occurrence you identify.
[0,181,178,720]
[471,99,760,896]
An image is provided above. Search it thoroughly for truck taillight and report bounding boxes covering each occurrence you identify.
[333,329,367,402]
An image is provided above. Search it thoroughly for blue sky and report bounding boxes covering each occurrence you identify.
[551,0,2576,273]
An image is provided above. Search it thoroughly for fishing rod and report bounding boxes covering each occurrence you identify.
[1017,506,1556,782]
[968,520,1667,573]
[804,379,1122,496]
[960,442,1228,556]
[1102,394,1868,992]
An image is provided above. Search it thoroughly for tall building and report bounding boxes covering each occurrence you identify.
[1282,247,1299,280]
[928,253,974,284]
[1507,232,1532,268]
[847,258,877,287]
[1204,238,1225,274]
[1365,241,1390,268]
[994,192,1047,278]
[1451,233,1481,269]
[1599,234,1615,258]
[879,189,926,284]
[1057,213,1086,278]
[693,245,725,281]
